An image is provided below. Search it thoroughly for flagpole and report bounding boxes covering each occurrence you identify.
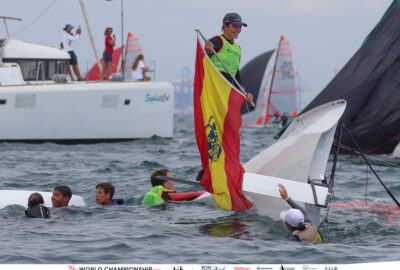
[196,28,255,107]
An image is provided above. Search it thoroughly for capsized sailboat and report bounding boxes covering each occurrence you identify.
[196,100,347,225]
[282,0,400,154]
[243,36,299,127]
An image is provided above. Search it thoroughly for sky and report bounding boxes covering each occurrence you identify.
[1,0,393,92]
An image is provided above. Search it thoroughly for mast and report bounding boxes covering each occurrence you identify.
[264,36,283,127]
[78,0,102,71]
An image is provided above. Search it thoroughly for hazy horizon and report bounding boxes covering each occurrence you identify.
[1,0,393,91]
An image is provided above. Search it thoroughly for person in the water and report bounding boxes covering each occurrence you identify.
[25,192,50,218]
[96,182,126,206]
[278,184,323,244]
[141,168,205,206]
[51,185,72,208]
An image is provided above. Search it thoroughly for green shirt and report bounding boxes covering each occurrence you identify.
[141,185,171,206]
[210,35,241,76]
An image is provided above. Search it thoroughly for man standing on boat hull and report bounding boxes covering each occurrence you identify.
[205,12,253,103]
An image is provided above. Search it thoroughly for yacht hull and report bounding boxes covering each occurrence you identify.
[0,81,174,141]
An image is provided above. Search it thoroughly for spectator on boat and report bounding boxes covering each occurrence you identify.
[25,192,50,218]
[142,169,204,206]
[204,12,252,103]
[62,24,85,81]
[96,182,126,206]
[51,185,72,208]
[100,27,116,80]
[278,184,323,244]
[131,54,150,81]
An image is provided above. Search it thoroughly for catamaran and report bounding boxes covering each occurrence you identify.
[0,16,174,142]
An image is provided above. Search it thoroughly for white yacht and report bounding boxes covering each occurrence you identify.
[0,37,174,142]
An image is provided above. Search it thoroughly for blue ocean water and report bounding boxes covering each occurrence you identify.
[0,114,399,264]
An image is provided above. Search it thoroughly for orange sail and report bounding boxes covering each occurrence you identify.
[85,47,122,81]
[121,32,143,79]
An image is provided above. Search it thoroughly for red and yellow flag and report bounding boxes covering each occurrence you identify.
[193,37,253,211]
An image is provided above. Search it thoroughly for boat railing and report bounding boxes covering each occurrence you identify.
[36,61,44,81]
[146,60,156,80]
[56,60,66,75]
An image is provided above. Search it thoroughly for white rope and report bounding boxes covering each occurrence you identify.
[10,0,57,38]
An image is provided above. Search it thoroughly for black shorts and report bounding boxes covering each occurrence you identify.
[68,51,78,65]
[103,52,112,63]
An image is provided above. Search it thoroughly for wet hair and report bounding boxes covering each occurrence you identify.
[54,185,72,202]
[27,192,44,207]
[150,169,170,187]
[132,54,145,71]
[104,27,113,35]
[96,182,115,200]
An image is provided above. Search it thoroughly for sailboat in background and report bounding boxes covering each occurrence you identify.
[243,36,300,127]
[85,32,143,81]
[122,32,144,79]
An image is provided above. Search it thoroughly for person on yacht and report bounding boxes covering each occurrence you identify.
[62,24,84,81]
[131,54,150,81]
[278,184,323,244]
[100,27,116,80]
[142,169,204,206]
[95,182,126,206]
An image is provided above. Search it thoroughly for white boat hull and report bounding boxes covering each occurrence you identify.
[196,100,347,224]
[195,172,329,221]
[393,142,400,158]
[0,81,174,141]
[0,190,85,209]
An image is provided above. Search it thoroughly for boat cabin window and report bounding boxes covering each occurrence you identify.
[2,59,68,81]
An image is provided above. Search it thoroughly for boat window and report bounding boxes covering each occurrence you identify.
[18,61,45,81]
[2,59,68,81]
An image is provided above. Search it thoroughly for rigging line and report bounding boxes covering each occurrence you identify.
[338,144,400,168]
[10,0,57,38]
[365,160,368,205]
[343,124,400,208]
[364,155,400,168]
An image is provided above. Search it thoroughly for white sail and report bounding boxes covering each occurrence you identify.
[122,32,143,80]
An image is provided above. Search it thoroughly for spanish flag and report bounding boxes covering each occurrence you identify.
[194,36,253,211]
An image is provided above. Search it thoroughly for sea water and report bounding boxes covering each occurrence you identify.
[0,114,399,264]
